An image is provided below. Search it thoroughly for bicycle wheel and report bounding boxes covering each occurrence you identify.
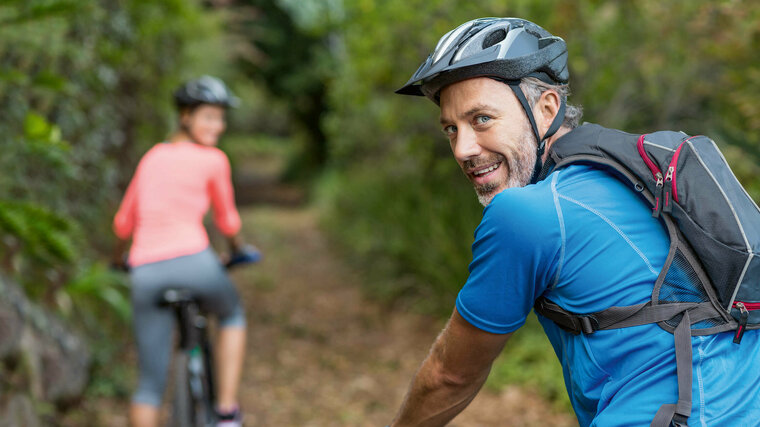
[171,352,194,427]
[187,347,214,426]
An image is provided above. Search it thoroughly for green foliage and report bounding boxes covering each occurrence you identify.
[64,263,131,323]
[0,200,75,262]
[232,0,339,177]
[0,111,81,296]
[0,201,79,290]
[559,1,760,194]
[0,110,130,317]
[0,0,226,227]
[316,153,482,312]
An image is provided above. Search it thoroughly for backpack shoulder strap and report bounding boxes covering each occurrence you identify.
[533,297,718,335]
[537,123,641,182]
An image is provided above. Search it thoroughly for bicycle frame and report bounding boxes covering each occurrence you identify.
[154,248,259,427]
[163,290,217,427]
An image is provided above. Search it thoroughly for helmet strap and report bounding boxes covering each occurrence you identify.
[506,81,566,184]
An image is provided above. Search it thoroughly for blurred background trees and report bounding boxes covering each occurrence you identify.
[2,0,759,418]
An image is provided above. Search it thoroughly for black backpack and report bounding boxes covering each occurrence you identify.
[533,123,760,427]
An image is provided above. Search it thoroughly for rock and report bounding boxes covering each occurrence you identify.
[0,274,91,421]
[0,279,24,358]
[0,395,42,427]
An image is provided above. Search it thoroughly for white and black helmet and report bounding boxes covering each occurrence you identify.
[397,17,570,184]
[173,75,240,109]
[396,17,568,101]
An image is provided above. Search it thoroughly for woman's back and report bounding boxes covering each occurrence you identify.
[113,141,240,267]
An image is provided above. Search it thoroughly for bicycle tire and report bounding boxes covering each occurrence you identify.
[188,346,217,427]
[171,352,194,427]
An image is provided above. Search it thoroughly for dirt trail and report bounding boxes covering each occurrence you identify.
[229,203,576,426]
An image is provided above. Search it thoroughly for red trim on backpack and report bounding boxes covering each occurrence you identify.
[734,301,760,310]
[637,134,662,181]
[669,136,699,203]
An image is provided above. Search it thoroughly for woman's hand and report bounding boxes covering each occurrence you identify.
[111,237,131,271]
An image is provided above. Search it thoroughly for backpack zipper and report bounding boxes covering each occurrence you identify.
[662,136,699,214]
[637,134,664,217]
[732,301,759,344]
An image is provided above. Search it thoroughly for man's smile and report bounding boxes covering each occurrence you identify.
[466,159,504,186]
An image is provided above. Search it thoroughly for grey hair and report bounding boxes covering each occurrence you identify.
[519,77,583,129]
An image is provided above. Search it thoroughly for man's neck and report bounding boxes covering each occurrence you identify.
[542,125,572,161]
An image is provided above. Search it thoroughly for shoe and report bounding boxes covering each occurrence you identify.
[216,407,243,427]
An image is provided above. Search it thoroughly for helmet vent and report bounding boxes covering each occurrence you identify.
[482,29,507,49]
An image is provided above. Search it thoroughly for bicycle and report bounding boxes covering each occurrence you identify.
[161,246,261,427]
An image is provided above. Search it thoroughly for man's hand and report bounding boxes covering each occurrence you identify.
[390,308,512,427]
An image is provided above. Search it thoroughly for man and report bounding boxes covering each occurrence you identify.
[390,17,760,426]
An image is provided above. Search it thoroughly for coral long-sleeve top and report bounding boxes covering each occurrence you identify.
[113,141,241,267]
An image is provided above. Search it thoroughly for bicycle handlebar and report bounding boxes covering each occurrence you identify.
[111,245,262,273]
[224,245,262,269]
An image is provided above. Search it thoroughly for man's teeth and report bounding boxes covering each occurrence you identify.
[473,163,499,176]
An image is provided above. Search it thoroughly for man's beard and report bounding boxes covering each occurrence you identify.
[466,129,537,207]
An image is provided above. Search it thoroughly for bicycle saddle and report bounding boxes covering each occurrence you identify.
[160,289,197,306]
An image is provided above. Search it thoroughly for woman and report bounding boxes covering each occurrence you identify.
[113,76,248,427]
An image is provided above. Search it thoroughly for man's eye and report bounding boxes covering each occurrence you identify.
[443,125,457,135]
[475,115,491,125]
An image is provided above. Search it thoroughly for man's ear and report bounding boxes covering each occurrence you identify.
[536,90,561,137]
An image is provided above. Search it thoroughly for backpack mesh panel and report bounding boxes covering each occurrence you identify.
[658,249,706,304]
[671,203,746,308]
[657,247,725,329]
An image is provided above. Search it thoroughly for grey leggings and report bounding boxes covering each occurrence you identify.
[130,248,246,407]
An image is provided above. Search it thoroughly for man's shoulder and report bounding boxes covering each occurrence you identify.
[549,163,631,197]
[481,164,632,229]
[479,180,562,240]
[495,164,614,202]
[488,179,556,216]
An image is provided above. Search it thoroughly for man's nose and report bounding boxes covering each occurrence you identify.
[453,127,482,161]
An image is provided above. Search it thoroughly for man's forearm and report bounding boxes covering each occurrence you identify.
[391,336,490,426]
[390,309,511,426]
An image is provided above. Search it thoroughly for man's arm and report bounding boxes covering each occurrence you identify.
[391,307,512,427]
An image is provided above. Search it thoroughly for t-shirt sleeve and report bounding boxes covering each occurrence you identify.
[456,189,562,334]
[208,151,241,236]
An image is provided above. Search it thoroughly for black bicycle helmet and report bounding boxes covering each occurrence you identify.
[173,75,240,109]
[396,18,569,183]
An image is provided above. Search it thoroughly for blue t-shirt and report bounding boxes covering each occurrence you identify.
[456,164,760,426]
